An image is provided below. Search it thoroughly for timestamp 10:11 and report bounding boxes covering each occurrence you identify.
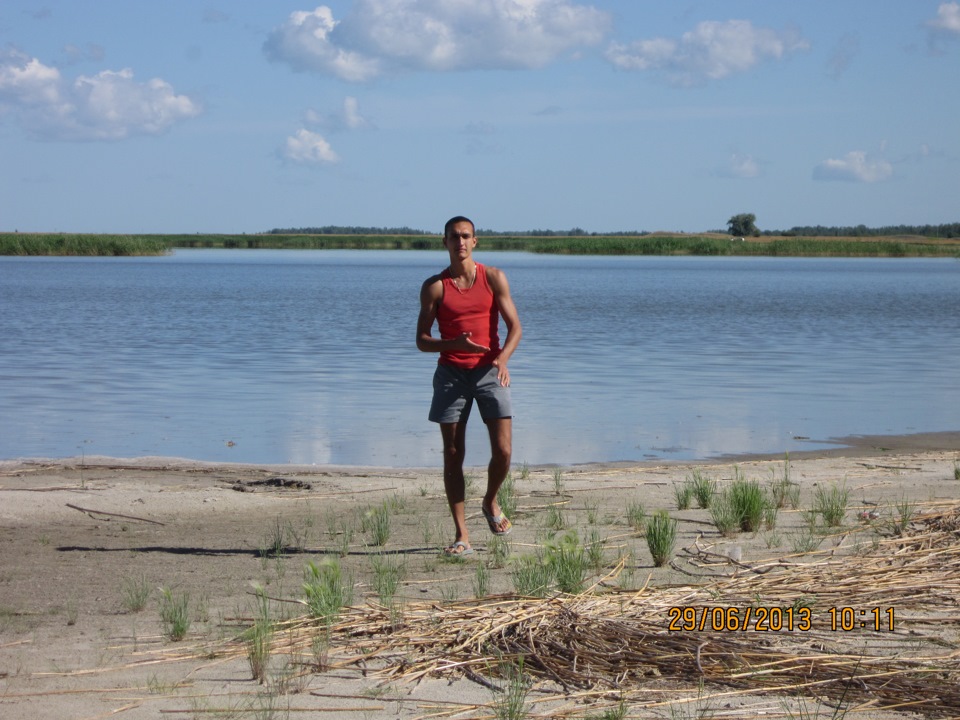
[828,607,895,632]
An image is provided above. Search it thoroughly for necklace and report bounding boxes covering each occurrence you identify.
[452,266,477,292]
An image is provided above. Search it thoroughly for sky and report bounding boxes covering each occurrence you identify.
[1,1,958,235]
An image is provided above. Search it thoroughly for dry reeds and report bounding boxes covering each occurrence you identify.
[164,503,960,717]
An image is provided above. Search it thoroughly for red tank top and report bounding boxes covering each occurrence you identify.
[437,263,501,369]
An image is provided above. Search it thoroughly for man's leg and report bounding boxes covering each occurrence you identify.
[482,417,512,532]
[440,421,470,547]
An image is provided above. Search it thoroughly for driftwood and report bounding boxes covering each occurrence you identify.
[65,502,165,525]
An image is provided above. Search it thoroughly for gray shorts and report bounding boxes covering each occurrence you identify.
[429,363,513,424]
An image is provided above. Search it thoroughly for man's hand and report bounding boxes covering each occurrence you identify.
[492,357,511,387]
[451,332,489,354]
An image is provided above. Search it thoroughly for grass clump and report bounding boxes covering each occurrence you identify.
[370,553,405,605]
[158,587,191,641]
[473,562,490,598]
[546,531,587,594]
[545,503,566,531]
[552,467,566,495]
[488,536,511,568]
[246,585,272,683]
[791,530,824,554]
[709,491,740,537]
[303,559,352,625]
[625,501,646,532]
[688,469,716,509]
[586,528,606,573]
[769,455,800,509]
[813,482,849,527]
[585,698,629,720]
[891,496,914,536]
[360,501,392,546]
[645,510,678,567]
[121,574,150,612]
[510,531,590,596]
[729,470,767,532]
[708,469,774,536]
[674,483,693,510]
[511,555,553,597]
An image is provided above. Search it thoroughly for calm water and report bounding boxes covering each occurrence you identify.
[2,250,958,467]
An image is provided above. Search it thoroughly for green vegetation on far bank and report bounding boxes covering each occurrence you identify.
[2,232,959,258]
[0,233,169,256]
[524,234,960,257]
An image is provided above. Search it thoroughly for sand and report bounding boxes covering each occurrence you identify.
[1,433,959,719]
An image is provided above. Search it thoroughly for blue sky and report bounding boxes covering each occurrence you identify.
[1,1,957,234]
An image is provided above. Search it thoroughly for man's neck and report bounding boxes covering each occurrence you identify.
[449,257,476,277]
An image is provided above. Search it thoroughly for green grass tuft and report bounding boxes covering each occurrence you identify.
[813,482,849,527]
[625,501,646,532]
[158,587,191,641]
[121,574,150,613]
[303,559,352,625]
[688,469,716,509]
[645,510,678,567]
[729,471,767,532]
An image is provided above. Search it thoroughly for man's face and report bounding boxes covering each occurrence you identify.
[444,221,476,259]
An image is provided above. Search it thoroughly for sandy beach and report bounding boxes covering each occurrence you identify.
[2,433,959,719]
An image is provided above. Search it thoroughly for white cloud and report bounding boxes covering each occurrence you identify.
[283,128,339,165]
[813,151,893,183]
[264,1,610,81]
[929,2,960,33]
[927,2,960,51]
[719,153,761,179]
[0,48,200,141]
[605,19,809,86]
[264,6,381,81]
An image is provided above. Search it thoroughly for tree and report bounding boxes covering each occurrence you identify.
[727,213,758,237]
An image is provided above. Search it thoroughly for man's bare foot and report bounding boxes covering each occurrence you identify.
[481,505,512,535]
[443,541,474,556]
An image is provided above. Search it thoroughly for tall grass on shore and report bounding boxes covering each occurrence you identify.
[4,232,958,257]
[0,233,168,256]
[170,234,531,252]
[644,510,678,567]
[158,587,191,641]
[525,235,960,257]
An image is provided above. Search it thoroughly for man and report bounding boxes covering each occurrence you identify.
[416,216,522,556]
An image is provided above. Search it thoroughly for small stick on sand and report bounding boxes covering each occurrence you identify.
[65,503,165,525]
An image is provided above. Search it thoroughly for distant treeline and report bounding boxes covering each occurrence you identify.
[769,223,960,238]
[268,223,960,238]
[266,225,428,235]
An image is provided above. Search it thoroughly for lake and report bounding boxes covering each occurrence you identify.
[1,250,958,467]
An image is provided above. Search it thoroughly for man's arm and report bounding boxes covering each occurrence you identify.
[416,275,491,354]
[486,266,522,387]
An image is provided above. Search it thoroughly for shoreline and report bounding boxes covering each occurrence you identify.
[4,429,958,475]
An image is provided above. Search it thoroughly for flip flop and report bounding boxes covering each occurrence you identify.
[482,507,512,536]
[443,541,474,556]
